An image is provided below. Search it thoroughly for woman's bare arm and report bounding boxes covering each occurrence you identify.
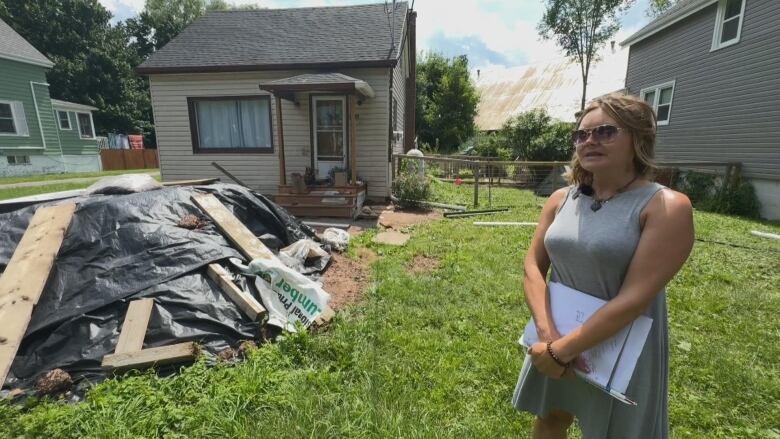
[524,188,568,341]
[551,189,694,363]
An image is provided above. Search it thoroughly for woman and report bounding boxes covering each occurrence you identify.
[512,94,694,439]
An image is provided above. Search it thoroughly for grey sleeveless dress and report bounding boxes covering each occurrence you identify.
[512,182,669,439]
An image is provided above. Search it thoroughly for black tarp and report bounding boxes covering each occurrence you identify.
[0,183,317,391]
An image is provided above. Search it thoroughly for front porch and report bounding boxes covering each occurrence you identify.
[260,73,373,218]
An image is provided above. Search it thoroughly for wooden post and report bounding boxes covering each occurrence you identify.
[276,95,286,186]
[473,163,479,208]
[349,95,358,185]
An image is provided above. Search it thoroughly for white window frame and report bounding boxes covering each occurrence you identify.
[56,110,72,130]
[75,111,96,139]
[640,81,676,126]
[711,0,746,51]
[0,100,28,137]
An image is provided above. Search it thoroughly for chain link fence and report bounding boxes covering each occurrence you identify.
[392,153,741,208]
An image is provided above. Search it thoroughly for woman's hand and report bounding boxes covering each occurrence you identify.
[528,341,590,380]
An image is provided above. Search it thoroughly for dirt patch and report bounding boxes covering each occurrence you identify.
[35,369,72,395]
[407,255,441,274]
[177,214,209,229]
[322,249,375,311]
[378,207,442,230]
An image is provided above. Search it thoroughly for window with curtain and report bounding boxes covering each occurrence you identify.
[189,96,273,153]
[77,112,94,138]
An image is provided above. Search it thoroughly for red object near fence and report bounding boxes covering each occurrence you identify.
[128,135,144,150]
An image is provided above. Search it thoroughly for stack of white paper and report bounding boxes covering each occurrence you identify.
[520,282,653,405]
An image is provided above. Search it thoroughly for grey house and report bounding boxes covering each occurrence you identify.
[621,0,780,219]
[137,3,416,216]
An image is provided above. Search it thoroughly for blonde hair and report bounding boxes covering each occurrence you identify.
[567,94,658,185]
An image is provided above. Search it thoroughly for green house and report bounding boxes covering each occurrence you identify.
[0,17,100,177]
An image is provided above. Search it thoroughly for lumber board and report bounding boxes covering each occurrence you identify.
[0,203,75,386]
[192,194,335,321]
[114,299,154,354]
[161,178,220,187]
[191,194,274,261]
[207,264,266,321]
[102,342,198,371]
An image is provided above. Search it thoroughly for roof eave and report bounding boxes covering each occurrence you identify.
[136,59,397,75]
[51,99,98,112]
[620,0,716,47]
[0,53,54,68]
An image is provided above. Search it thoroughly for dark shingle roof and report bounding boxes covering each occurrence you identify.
[0,17,53,67]
[137,2,408,74]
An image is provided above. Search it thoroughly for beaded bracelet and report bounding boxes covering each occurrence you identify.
[546,341,570,368]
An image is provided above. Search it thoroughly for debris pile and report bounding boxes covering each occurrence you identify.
[0,180,338,398]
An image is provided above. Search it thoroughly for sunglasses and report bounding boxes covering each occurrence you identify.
[571,124,623,145]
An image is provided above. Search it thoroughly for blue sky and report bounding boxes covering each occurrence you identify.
[101,0,654,69]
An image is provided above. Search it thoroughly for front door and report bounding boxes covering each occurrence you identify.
[312,96,347,179]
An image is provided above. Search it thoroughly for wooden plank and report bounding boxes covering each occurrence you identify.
[349,95,357,185]
[276,95,286,186]
[191,194,275,261]
[192,194,335,319]
[114,299,154,355]
[161,178,220,187]
[0,203,76,386]
[102,342,198,371]
[206,264,266,321]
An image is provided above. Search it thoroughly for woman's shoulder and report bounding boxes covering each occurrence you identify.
[642,185,693,225]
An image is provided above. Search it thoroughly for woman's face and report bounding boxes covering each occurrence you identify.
[575,107,635,174]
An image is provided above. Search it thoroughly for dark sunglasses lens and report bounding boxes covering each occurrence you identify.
[572,130,587,144]
[595,125,618,141]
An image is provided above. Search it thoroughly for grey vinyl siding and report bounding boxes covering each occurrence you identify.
[149,68,391,198]
[391,36,408,156]
[625,0,780,181]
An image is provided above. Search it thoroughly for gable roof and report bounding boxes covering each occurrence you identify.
[621,0,717,47]
[137,2,408,74]
[0,17,54,67]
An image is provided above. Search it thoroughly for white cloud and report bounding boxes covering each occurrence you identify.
[99,0,145,14]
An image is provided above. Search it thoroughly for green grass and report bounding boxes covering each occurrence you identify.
[0,168,158,185]
[1,185,778,438]
[0,175,164,201]
[0,182,94,201]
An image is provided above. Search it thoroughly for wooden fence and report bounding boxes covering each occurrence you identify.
[100,149,159,171]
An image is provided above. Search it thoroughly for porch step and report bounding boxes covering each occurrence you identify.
[280,204,356,218]
[275,194,357,206]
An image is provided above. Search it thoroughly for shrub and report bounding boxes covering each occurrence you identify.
[392,171,432,208]
[677,171,761,218]
[495,110,575,162]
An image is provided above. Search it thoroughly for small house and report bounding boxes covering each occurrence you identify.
[0,18,100,177]
[137,2,417,217]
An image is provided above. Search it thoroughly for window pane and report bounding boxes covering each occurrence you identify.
[316,100,343,129]
[78,113,93,137]
[657,104,670,121]
[317,131,344,157]
[0,103,12,119]
[643,90,656,106]
[238,99,271,148]
[58,111,70,129]
[725,0,742,19]
[721,18,739,42]
[0,119,15,133]
[659,87,673,105]
[195,98,271,149]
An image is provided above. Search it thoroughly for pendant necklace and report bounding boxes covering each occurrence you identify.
[590,175,639,212]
